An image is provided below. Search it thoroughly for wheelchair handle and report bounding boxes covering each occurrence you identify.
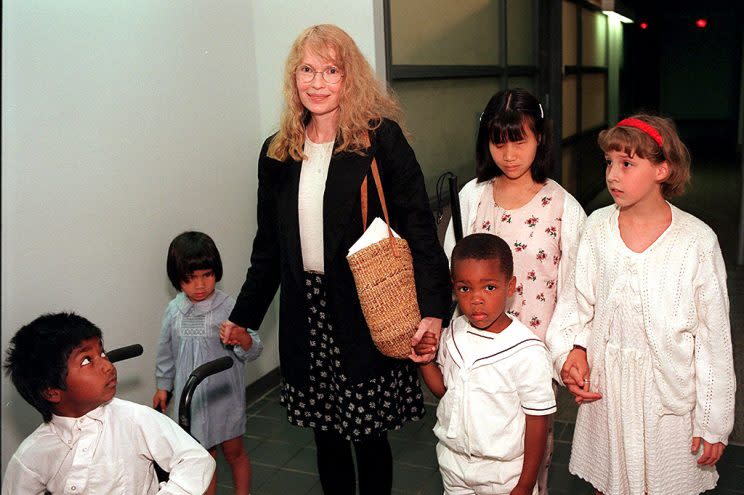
[106,344,144,363]
[178,356,234,434]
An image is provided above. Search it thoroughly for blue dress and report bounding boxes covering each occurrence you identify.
[155,289,263,449]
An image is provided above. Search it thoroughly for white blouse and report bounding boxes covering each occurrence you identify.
[2,398,215,495]
[298,137,333,273]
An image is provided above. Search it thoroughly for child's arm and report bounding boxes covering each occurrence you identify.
[221,326,264,362]
[546,223,601,404]
[554,195,598,403]
[1,454,46,494]
[510,414,549,495]
[691,237,735,465]
[153,308,176,410]
[419,362,446,398]
[555,194,586,306]
[138,406,216,494]
[152,389,170,412]
[415,330,446,397]
[512,345,556,495]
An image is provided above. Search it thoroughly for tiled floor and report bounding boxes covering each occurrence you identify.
[214,384,744,495]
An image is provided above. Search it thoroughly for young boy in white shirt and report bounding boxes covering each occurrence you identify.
[416,233,556,495]
[2,312,216,494]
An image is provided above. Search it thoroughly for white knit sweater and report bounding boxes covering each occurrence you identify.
[546,203,736,444]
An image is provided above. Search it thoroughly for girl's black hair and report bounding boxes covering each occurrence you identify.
[166,231,223,291]
[4,312,103,422]
[475,88,553,183]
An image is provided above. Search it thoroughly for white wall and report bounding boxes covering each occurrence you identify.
[1,0,381,476]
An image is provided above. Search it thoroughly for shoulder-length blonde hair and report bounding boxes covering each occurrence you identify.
[268,24,404,162]
[598,114,691,198]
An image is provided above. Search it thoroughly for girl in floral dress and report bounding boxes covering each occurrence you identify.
[443,88,586,494]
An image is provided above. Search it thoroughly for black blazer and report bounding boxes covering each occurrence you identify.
[230,119,451,386]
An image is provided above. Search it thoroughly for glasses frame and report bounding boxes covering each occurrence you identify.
[295,65,344,85]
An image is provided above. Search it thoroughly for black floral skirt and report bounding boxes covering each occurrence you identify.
[279,271,425,439]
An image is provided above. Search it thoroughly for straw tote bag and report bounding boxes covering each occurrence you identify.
[347,158,421,359]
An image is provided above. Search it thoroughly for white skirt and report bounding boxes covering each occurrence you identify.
[569,269,718,495]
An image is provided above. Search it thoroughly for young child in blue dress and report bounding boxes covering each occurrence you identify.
[154,231,263,495]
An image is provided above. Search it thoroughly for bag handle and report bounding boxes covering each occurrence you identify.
[361,158,399,257]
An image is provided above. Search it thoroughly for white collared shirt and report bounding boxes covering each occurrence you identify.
[434,315,556,460]
[2,398,215,494]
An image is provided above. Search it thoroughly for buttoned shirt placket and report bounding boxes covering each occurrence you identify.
[58,415,103,494]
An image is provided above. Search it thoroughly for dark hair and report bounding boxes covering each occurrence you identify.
[475,88,552,183]
[4,312,102,422]
[598,114,691,198]
[451,233,514,279]
[166,231,223,291]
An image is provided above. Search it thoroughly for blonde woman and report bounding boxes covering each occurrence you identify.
[220,25,451,494]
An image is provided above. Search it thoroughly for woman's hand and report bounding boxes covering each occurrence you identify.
[691,437,725,466]
[220,320,246,346]
[225,327,254,351]
[152,389,170,412]
[561,347,602,404]
[413,331,438,359]
[410,317,442,363]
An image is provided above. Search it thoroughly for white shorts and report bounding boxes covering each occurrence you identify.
[436,442,537,495]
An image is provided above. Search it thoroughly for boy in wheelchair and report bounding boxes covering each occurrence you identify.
[2,312,215,494]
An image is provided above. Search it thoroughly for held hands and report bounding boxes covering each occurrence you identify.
[152,389,170,412]
[561,347,602,404]
[219,320,253,350]
[409,317,442,363]
[691,437,725,466]
[413,331,438,358]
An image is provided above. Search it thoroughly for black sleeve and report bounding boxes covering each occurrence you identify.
[375,120,452,319]
[229,138,282,329]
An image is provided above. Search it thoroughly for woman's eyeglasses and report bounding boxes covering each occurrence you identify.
[296,65,343,84]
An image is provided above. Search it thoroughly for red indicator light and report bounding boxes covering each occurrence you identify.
[695,18,708,28]
[640,22,648,29]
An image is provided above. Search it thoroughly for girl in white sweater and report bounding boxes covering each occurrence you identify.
[547,115,735,495]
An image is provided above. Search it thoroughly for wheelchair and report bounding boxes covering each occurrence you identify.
[107,344,234,483]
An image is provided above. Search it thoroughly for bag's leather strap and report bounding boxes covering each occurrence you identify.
[361,158,399,256]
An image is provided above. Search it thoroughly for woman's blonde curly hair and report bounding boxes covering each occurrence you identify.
[268,24,404,162]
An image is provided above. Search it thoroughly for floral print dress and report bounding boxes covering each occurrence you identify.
[472,179,566,341]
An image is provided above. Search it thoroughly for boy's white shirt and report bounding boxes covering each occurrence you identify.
[434,314,556,461]
[545,203,736,445]
[2,398,215,495]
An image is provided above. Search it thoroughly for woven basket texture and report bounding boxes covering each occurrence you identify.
[347,237,421,359]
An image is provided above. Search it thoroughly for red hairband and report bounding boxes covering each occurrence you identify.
[616,118,663,147]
